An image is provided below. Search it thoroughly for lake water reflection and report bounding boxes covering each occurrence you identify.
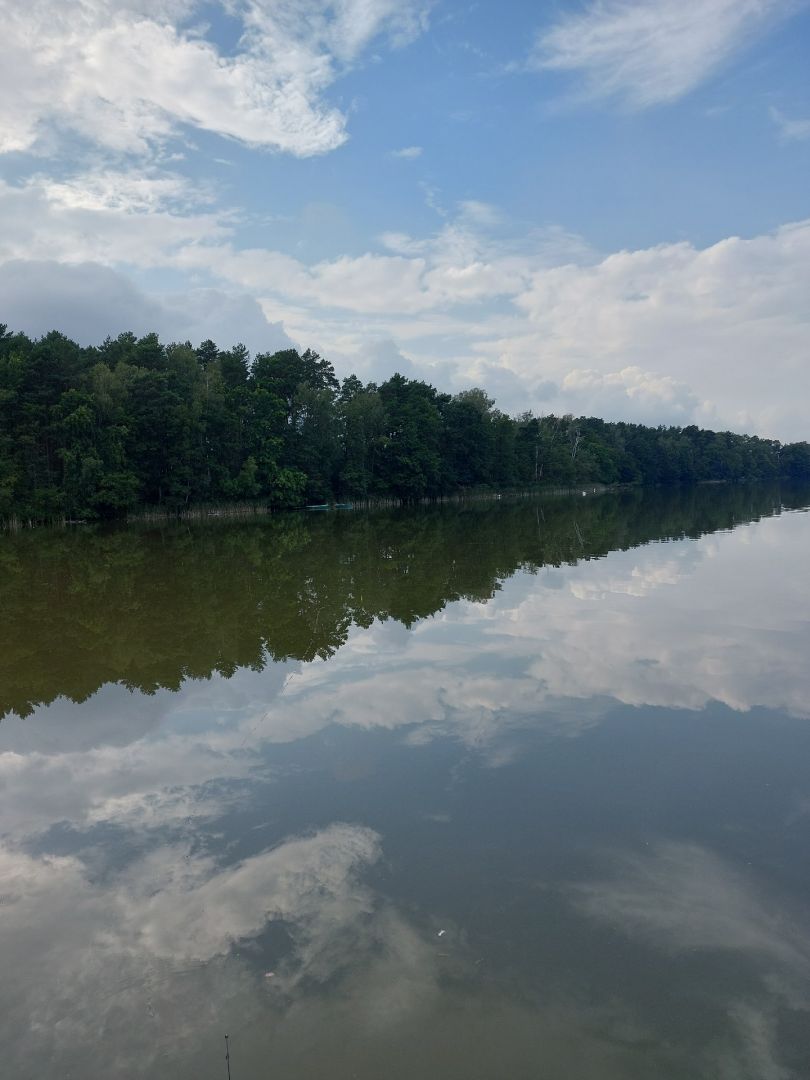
[2,484,810,1079]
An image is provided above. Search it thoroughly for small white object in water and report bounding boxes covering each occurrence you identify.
[264,971,276,978]
[437,929,446,937]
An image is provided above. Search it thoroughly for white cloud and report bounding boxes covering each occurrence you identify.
[41,167,212,213]
[770,106,810,142]
[390,145,423,158]
[0,174,228,267]
[0,0,431,157]
[500,221,810,437]
[457,199,503,227]
[531,0,794,109]
[2,167,809,437]
[215,215,809,437]
[197,207,594,316]
[558,366,703,426]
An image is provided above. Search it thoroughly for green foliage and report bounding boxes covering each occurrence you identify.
[0,323,807,524]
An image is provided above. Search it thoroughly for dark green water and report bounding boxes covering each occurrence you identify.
[2,484,810,1079]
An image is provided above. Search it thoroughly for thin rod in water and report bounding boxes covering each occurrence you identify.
[225,1033,232,1080]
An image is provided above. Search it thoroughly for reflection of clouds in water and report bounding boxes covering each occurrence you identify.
[231,514,810,757]
[713,1003,791,1080]
[567,553,693,600]
[7,821,596,1079]
[253,660,604,758]
[507,518,810,717]
[0,682,176,753]
[0,736,244,837]
[0,839,707,1080]
[0,658,295,755]
[0,663,299,839]
[2,512,808,1077]
[3,511,809,851]
[575,841,809,970]
[3,826,806,1080]
[0,843,253,1075]
[118,823,381,965]
[576,840,810,1080]
[0,824,384,1075]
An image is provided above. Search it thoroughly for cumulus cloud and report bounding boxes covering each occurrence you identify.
[40,167,213,213]
[499,221,810,437]
[1,166,809,437]
[558,366,703,426]
[0,0,431,157]
[0,259,292,353]
[531,0,795,109]
[342,337,418,381]
[0,173,228,267]
[198,205,594,316]
[390,145,423,159]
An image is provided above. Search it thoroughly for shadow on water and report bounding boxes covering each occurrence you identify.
[1,482,807,720]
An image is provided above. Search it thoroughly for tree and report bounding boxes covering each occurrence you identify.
[440,388,495,489]
[376,375,443,500]
[339,384,387,497]
[0,323,807,525]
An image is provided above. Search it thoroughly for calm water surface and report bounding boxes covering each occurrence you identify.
[2,485,810,1079]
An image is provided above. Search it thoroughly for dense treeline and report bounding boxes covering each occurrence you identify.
[2,325,809,522]
[2,482,803,719]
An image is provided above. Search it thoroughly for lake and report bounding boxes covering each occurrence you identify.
[2,483,810,1079]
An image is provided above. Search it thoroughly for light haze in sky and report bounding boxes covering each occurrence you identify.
[0,0,808,437]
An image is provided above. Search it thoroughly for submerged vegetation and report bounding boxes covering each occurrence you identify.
[1,325,808,523]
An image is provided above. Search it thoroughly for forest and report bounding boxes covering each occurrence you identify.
[1,324,809,523]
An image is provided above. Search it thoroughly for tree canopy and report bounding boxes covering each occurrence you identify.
[1,324,808,523]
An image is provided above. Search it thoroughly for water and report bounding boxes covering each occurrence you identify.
[2,484,810,1079]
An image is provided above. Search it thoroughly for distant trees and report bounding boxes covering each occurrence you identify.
[0,323,807,523]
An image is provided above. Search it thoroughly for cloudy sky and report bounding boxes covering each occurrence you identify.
[1,0,808,437]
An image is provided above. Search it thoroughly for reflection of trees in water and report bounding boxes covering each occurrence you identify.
[1,484,804,719]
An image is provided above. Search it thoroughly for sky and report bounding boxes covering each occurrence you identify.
[0,0,808,439]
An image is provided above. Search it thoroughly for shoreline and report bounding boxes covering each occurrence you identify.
[1,477,799,532]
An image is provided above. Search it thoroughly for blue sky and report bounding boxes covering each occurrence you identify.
[1,0,809,437]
